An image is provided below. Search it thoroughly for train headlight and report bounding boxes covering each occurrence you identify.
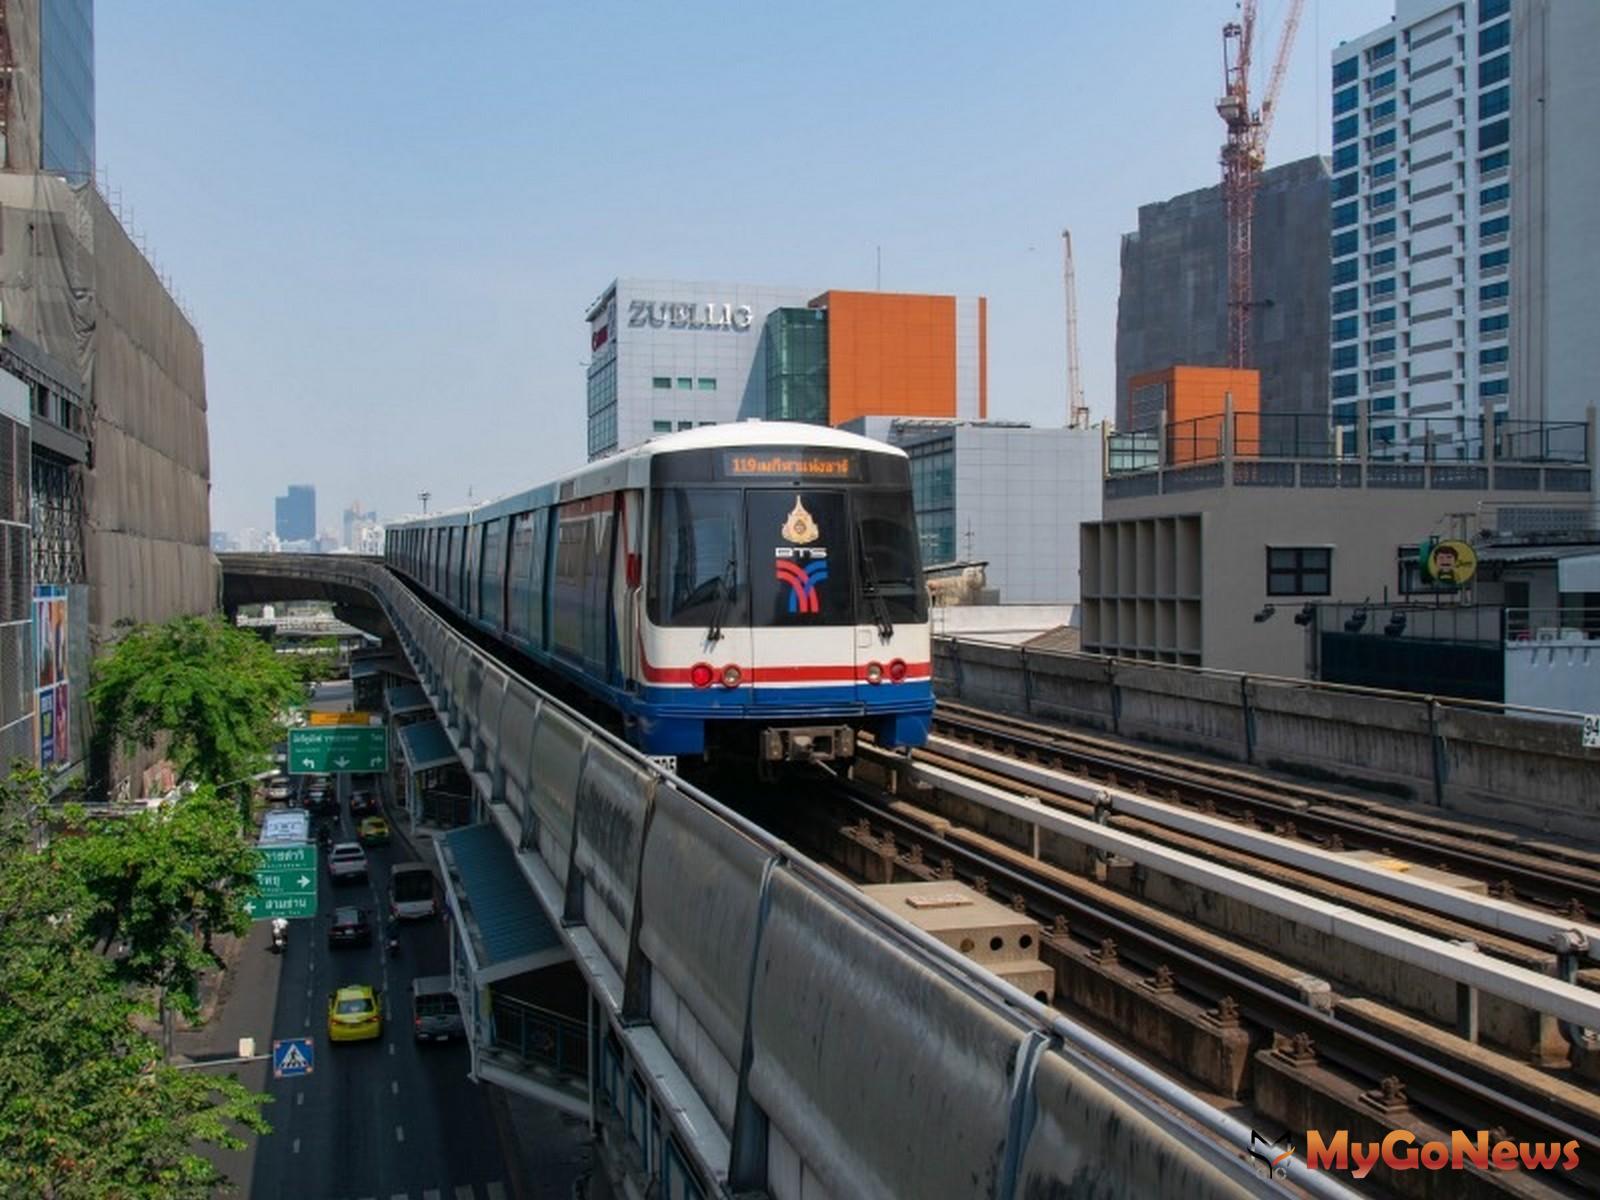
[690,663,714,689]
[865,662,884,685]
[721,665,742,688]
[888,658,907,682]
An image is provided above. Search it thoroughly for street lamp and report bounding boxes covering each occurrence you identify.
[418,490,431,515]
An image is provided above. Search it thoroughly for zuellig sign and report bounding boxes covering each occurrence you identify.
[628,299,755,331]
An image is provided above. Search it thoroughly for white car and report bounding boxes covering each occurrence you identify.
[326,841,369,884]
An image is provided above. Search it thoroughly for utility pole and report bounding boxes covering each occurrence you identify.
[417,491,431,515]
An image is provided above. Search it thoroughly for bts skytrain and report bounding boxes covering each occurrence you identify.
[385,423,933,768]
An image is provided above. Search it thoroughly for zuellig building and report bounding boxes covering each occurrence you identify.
[584,278,987,460]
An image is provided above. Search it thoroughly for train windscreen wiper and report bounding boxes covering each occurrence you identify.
[859,545,894,639]
[706,556,737,643]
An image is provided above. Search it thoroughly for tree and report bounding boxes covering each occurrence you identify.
[59,785,261,1020]
[0,770,269,1198]
[90,615,303,793]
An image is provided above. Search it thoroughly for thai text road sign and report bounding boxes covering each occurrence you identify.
[308,710,380,727]
[288,726,388,774]
[272,1037,314,1078]
[249,844,318,919]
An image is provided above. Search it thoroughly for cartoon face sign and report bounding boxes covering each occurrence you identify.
[1425,539,1477,586]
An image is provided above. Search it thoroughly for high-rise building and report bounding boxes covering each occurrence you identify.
[342,501,377,550]
[0,0,96,179]
[275,484,315,543]
[1328,0,1600,461]
[584,279,987,460]
[1116,156,1332,429]
[0,2,211,797]
[39,0,95,179]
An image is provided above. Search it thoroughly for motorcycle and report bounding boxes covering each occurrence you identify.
[270,917,288,954]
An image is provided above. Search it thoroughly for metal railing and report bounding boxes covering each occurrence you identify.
[1497,420,1589,464]
[490,991,588,1081]
[1505,607,1600,643]
[1233,412,1337,459]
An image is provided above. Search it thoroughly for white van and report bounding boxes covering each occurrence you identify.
[389,863,438,921]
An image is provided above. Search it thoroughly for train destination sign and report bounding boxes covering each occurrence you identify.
[720,451,860,480]
[288,726,388,774]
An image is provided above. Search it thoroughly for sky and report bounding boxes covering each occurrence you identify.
[95,0,1398,537]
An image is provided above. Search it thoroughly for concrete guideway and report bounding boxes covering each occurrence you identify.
[908,757,1600,1036]
[925,733,1600,959]
[220,553,1364,1200]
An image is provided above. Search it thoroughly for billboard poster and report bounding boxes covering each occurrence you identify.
[33,585,69,768]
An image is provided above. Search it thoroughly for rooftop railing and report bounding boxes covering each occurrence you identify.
[1105,403,1595,501]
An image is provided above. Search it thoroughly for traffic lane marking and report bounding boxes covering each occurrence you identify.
[395,1124,405,1143]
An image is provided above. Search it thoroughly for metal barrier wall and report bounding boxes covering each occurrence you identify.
[935,634,1599,838]
[222,555,1360,1200]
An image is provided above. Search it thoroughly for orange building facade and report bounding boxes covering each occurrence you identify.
[1127,366,1259,464]
[813,290,986,425]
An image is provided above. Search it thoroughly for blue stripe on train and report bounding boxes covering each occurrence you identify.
[457,607,933,757]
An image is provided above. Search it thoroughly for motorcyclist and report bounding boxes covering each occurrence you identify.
[271,916,288,951]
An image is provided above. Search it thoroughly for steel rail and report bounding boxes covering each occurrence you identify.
[933,704,1600,915]
[812,775,1600,1167]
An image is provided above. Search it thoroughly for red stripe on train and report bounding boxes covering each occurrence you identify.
[640,659,931,685]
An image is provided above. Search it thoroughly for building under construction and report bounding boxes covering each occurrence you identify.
[0,0,213,797]
[1114,155,1331,430]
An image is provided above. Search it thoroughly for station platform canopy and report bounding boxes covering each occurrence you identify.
[351,655,414,681]
[398,719,457,774]
[437,823,569,984]
[384,683,432,719]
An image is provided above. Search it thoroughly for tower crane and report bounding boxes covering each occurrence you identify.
[1217,0,1305,369]
[1062,229,1089,429]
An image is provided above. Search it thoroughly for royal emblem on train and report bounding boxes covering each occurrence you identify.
[781,497,819,545]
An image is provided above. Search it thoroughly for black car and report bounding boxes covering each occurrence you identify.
[349,790,379,819]
[327,906,373,948]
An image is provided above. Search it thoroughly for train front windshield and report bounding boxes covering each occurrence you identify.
[648,450,927,630]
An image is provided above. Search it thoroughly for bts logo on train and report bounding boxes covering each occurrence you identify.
[774,497,828,614]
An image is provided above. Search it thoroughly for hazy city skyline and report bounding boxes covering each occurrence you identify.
[96,1,1396,534]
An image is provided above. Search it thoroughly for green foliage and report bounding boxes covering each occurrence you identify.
[291,648,342,686]
[90,615,303,789]
[58,785,261,1019]
[0,770,269,1198]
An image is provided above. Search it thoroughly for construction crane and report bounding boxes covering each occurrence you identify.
[1217,0,1305,369]
[1061,229,1089,429]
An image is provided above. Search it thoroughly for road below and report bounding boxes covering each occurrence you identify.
[178,680,518,1200]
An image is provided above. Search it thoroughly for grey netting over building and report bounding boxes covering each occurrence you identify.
[0,173,212,639]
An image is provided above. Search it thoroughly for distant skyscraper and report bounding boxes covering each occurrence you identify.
[342,501,377,550]
[274,485,315,543]
[1328,0,1600,459]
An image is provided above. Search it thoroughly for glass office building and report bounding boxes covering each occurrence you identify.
[275,484,316,544]
[40,0,94,179]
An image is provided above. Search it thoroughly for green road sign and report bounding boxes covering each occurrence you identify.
[249,844,318,920]
[288,726,388,774]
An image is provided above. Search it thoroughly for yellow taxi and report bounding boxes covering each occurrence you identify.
[327,984,382,1043]
[358,816,391,846]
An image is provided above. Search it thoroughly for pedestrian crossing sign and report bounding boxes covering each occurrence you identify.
[272,1036,315,1078]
